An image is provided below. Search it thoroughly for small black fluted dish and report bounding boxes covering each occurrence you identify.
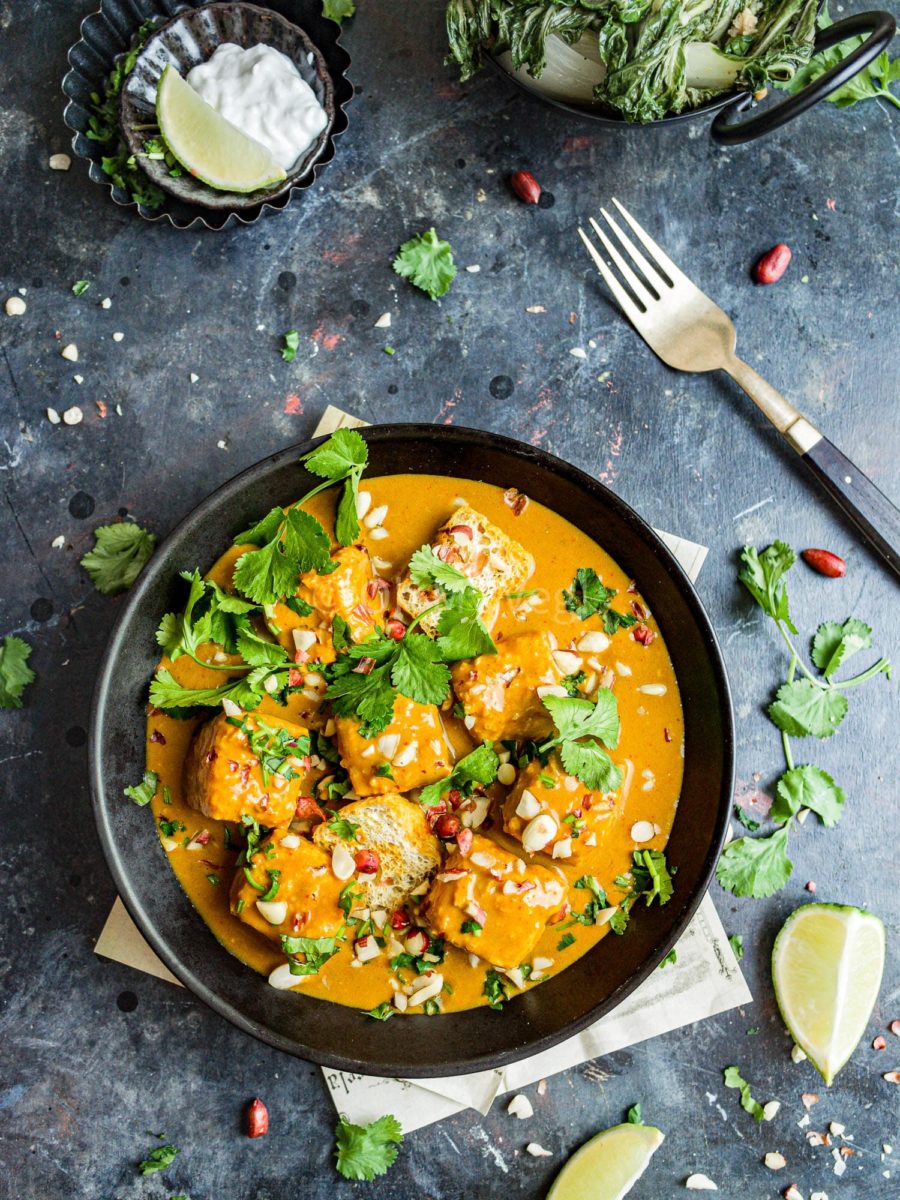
[90,425,735,1077]
[63,0,352,230]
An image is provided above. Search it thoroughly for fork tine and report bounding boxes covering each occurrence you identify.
[610,197,690,288]
[588,217,654,309]
[600,206,669,295]
[577,226,644,327]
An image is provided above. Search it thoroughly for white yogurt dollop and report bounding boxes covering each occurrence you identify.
[187,43,327,171]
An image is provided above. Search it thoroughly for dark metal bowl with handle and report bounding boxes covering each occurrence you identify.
[89,426,734,1077]
[490,9,896,144]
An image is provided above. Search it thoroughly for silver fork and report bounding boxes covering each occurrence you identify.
[579,200,900,580]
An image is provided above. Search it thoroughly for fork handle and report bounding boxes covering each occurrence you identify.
[726,357,900,580]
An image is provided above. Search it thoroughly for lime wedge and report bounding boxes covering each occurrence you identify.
[547,1123,664,1200]
[773,902,885,1086]
[156,64,286,193]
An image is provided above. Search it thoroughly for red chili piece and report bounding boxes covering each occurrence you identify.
[354,849,380,874]
[633,625,655,646]
[434,813,461,840]
[386,619,406,641]
[246,1097,269,1138]
[801,547,846,577]
[754,243,792,285]
[390,909,410,930]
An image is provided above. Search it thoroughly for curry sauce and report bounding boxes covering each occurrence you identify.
[144,473,683,1015]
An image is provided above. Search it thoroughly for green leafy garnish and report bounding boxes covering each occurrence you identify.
[723,1066,765,1121]
[418,742,499,807]
[155,570,260,667]
[557,932,576,951]
[72,280,90,296]
[409,546,471,594]
[233,507,332,604]
[483,968,509,1010]
[0,636,36,709]
[392,228,457,300]
[149,665,287,712]
[323,0,356,22]
[300,428,369,547]
[733,806,760,832]
[610,851,674,934]
[334,1114,403,1181]
[328,816,359,840]
[626,1103,643,1125]
[80,522,156,595]
[138,1142,179,1175]
[281,933,343,976]
[462,919,483,935]
[365,1001,394,1020]
[718,541,889,899]
[728,934,744,960]
[782,7,899,111]
[658,948,677,968]
[124,770,159,807]
[563,567,636,635]
[281,329,300,362]
[539,691,622,791]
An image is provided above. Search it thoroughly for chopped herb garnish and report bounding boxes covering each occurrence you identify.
[281,329,300,362]
[365,1001,394,1020]
[159,819,185,838]
[563,567,637,634]
[323,0,356,24]
[728,934,744,960]
[383,345,395,356]
[561,669,586,696]
[72,280,90,296]
[557,932,576,951]
[235,898,245,915]
[723,1065,765,1121]
[483,968,509,1010]
[658,948,677,968]
[392,228,456,300]
[137,1142,179,1176]
[299,428,369,547]
[539,691,622,791]
[124,770,158,807]
[282,933,343,976]
[461,919,483,935]
[328,816,359,840]
[375,762,394,779]
[626,1103,643,1125]
[206,872,220,886]
[334,1114,403,1181]
[80,522,156,595]
[419,742,499,808]
[733,806,760,832]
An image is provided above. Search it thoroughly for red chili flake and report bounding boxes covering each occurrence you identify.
[228,760,239,771]
[632,625,655,646]
[663,727,672,743]
[95,400,107,419]
[204,750,218,764]
[547,902,569,926]
[149,729,166,745]
[240,764,252,785]
[456,828,473,857]
[447,788,463,809]
[293,649,309,665]
[630,599,647,620]
[873,1035,887,1050]
[366,578,390,598]
[283,393,303,415]
[288,668,303,687]
[503,487,528,516]
[200,858,222,870]
[295,796,326,821]
[190,829,211,846]
[352,656,376,675]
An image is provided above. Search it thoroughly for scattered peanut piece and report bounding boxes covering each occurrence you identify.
[829,1122,845,1137]
[765,1152,787,1170]
[62,406,83,425]
[782,1185,803,1200]
[46,408,60,424]
[60,343,78,362]
[685,1173,718,1189]
[569,347,587,359]
[536,1079,547,1097]
[246,1096,268,1138]
[465,264,481,273]
[51,535,65,549]
[801,1092,820,1110]
[762,1100,781,1121]
[112,331,124,342]
[526,305,546,313]
[890,1020,900,1037]
[190,372,199,383]
[805,880,816,893]
[526,1143,552,1157]
[883,1071,900,1084]
[873,1035,887,1050]
[73,374,83,384]
[507,1094,534,1119]
[101,297,112,309]
[811,1193,829,1200]
[374,312,391,329]
[791,1044,807,1064]
[49,153,71,170]
[5,296,26,316]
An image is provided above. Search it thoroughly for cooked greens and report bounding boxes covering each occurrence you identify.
[446,0,818,122]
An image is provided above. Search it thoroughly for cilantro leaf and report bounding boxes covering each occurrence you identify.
[282,933,343,975]
[723,1066,765,1121]
[811,617,872,678]
[302,428,368,481]
[365,1001,394,1020]
[80,522,156,595]
[391,633,451,705]
[728,934,744,960]
[435,587,497,661]
[72,280,90,296]
[233,508,332,604]
[326,658,397,737]
[483,968,508,1010]
[281,329,300,362]
[739,541,797,633]
[626,1103,643,1124]
[629,849,674,906]
[138,1142,179,1175]
[328,816,359,840]
[149,665,279,711]
[541,691,623,791]
[409,545,470,593]
[716,825,793,898]
[233,616,289,669]
[157,571,260,663]
[782,10,900,111]
[659,948,677,968]
[419,742,499,807]
[124,770,158,807]
[734,806,760,832]
[334,1114,403,1181]
[0,635,36,709]
[768,679,848,739]
[392,228,457,300]
[323,0,355,22]
[770,765,845,828]
[564,567,616,620]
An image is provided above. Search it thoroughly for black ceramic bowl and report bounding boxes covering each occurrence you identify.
[120,3,334,210]
[90,425,734,1077]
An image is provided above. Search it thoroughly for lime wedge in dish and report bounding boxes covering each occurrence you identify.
[547,1123,664,1200]
[773,902,885,1086]
[156,64,287,193]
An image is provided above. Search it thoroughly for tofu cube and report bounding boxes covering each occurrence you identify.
[396,505,533,635]
[425,833,568,969]
[502,753,618,865]
[313,792,441,912]
[335,696,452,796]
[183,711,322,827]
[451,631,560,743]
[230,829,345,944]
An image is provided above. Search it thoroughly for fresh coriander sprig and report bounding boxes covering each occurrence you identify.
[539,690,623,791]
[716,541,891,900]
[334,1114,403,1182]
[80,521,157,595]
[563,566,638,634]
[418,742,499,807]
[0,635,36,709]
[392,228,456,300]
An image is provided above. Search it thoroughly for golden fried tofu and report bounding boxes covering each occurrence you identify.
[396,505,534,635]
[335,696,452,796]
[230,829,345,943]
[297,545,385,645]
[451,631,561,743]
[502,753,617,865]
[313,792,441,912]
[183,711,322,827]
[425,833,568,969]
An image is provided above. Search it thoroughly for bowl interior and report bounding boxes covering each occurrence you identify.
[90,426,734,1077]
[120,1,334,209]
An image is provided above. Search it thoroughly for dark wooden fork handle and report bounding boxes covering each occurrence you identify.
[801,436,900,580]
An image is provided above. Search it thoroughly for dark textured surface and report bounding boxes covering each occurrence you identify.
[1,1,898,1196]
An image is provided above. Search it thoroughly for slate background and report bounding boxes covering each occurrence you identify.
[1,1,898,1196]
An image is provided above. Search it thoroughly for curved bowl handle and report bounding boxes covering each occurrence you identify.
[710,10,897,145]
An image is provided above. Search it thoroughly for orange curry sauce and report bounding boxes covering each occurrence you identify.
[145,475,683,1014]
